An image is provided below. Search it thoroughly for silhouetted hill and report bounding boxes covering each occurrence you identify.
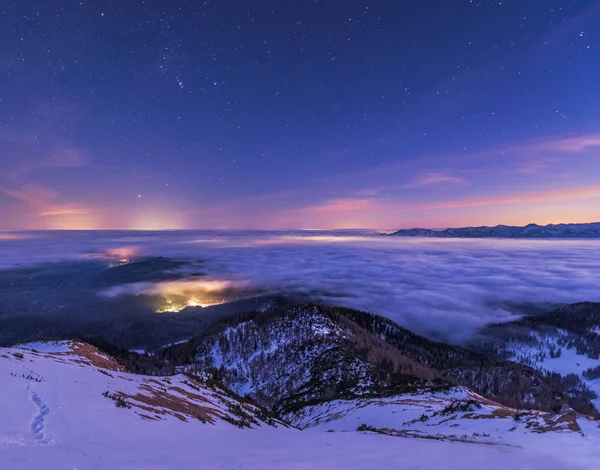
[389,222,600,238]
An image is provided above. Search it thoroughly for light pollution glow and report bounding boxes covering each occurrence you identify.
[101,279,241,313]
[21,188,600,232]
[155,296,221,313]
[1,133,600,231]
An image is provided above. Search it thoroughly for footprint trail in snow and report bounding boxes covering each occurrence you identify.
[30,390,49,444]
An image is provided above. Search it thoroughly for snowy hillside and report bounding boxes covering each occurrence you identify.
[2,341,282,432]
[2,341,599,469]
[167,303,598,414]
[177,305,435,411]
[479,302,600,412]
[291,388,600,467]
[488,330,600,409]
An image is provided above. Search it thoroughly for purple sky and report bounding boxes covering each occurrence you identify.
[1,1,599,230]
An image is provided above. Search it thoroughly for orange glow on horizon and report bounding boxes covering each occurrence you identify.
[106,246,139,260]
[39,206,90,217]
[0,233,34,240]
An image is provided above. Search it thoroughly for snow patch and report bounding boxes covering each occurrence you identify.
[14,341,72,353]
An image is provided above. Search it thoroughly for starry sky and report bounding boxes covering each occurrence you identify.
[1,1,599,230]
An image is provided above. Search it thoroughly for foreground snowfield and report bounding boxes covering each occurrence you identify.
[1,342,599,469]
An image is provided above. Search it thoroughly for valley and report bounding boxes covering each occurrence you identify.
[1,235,599,468]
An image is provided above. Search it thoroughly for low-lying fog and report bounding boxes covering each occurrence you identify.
[1,230,599,344]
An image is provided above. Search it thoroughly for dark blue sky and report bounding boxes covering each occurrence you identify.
[1,1,599,229]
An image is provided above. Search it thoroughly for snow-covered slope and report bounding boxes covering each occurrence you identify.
[167,303,585,414]
[479,302,600,412]
[491,330,600,409]
[175,305,437,412]
[1,341,282,433]
[2,341,599,469]
[291,387,600,467]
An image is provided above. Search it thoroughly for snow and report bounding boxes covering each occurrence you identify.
[3,424,583,470]
[1,344,599,469]
[131,339,191,355]
[502,334,600,408]
[540,346,600,376]
[13,340,73,353]
[188,307,357,402]
[290,387,600,468]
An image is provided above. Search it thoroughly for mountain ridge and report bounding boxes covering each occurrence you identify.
[155,303,598,416]
[387,222,600,238]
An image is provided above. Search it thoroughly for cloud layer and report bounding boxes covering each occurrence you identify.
[1,231,599,343]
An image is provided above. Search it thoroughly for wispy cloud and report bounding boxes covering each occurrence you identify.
[308,198,377,214]
[2,185,57,206]
[0,129,87,192]
[265,185,600,230]
[512,160,551,175]
[538,134,600,152]
[2,184,90,219]
[406,172,467,188]
[415,186,600,211]
[311,133,600,197]
[185,130,600,229]
[39,206,90,217]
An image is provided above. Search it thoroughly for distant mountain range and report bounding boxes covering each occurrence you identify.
[388,222,600,238]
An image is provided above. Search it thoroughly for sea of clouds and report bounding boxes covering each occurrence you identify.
[1,230,599,342]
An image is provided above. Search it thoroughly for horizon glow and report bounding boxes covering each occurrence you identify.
[1,2,599,230]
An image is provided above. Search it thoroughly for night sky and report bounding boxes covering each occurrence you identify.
[1,1,599,230]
